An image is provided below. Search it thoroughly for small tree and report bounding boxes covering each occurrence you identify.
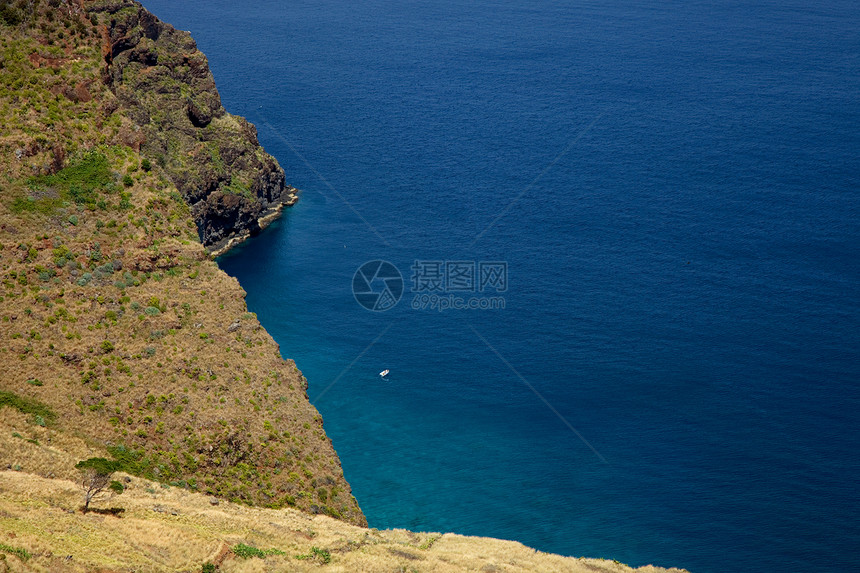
[75,458,122,512]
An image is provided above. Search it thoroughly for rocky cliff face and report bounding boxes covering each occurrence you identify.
[89,0,296,254]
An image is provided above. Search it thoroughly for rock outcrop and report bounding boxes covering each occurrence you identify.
[89,0,297,254]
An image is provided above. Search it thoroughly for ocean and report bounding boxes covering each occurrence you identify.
[143,1,860,571]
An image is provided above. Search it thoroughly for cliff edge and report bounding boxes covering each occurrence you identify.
[0,0,363,526]
[92,0,297,255]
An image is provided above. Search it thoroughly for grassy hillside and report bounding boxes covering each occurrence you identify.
[0,0,362,525]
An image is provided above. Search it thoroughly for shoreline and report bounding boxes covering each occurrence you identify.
[207,189,299,258]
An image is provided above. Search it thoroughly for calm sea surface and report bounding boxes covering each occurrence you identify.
[144,1,859,571]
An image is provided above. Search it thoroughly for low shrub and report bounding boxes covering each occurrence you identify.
[295,546,331,564]
[0,391,56,425]
[0,542,30,561]
[232,544,285,559]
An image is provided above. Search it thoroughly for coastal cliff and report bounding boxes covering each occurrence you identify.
[92,0,297,254]
[0,0,362,526]
[0,1,688,571]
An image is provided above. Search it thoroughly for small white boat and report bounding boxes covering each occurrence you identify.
[379,369,390,378]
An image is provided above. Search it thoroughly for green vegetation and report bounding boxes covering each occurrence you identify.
[102,444,195,489]
[223,175,253,199]
[232,543,286,559]
[0,4,24,27]
[0,391,56,425]
[295,546,332,564]
[106,445,157,478]
[75,457,121,475]
[14,151,114,214]
[0,542,30,562]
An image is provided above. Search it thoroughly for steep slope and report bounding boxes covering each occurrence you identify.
[90,0,298,254]
[0,0,363,526]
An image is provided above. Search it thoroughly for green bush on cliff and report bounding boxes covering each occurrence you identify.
[0,5,23,27]
[17,151,114,214]
[223,175,253,199]
[0,391,56,425]
[106,445,161,481]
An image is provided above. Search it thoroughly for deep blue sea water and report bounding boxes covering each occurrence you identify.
[144,1,859,571]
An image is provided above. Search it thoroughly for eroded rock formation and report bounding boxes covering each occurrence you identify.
[90,0,297,254]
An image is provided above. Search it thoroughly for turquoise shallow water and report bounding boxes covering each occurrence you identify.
[145,1,860,571]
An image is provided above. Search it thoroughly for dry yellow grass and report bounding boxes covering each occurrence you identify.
[0,413,688,573]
